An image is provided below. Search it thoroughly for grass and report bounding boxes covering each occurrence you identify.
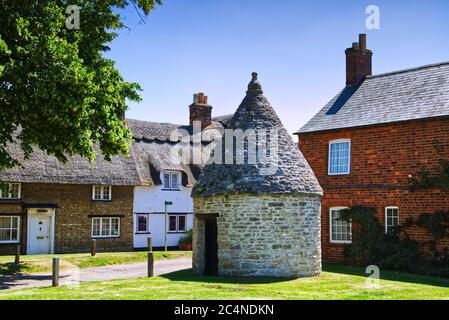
[1,263,449,300]
[0,251,191,275]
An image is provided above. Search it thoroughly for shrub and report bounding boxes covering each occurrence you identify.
[178,229,193,245]
[339,206,449,276]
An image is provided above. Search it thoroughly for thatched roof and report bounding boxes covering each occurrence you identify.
[127,117,232,187]
[192,73,323,197]
[0,116,232,187]
[0,141,143,186]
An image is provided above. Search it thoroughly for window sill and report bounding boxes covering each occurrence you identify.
[92,199,112,202]
[327,172,350,176]
[135,231,152,235]
[0,241,20,244]
[161,189,181,192]
[167,231,187,234]
[330,240,352,244]
[91,236,120,239]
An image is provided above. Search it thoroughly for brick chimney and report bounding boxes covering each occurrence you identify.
[345,34,373,86]
[189,93,212,130]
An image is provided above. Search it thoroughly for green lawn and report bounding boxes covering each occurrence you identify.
[1,263,449,300]
[0,251,191,275]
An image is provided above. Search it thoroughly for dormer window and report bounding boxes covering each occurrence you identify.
[0,183,21,199]
[163,171,180,190]
[92,185,112,201]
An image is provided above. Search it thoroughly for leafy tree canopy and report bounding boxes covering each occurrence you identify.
[0,0,162,169]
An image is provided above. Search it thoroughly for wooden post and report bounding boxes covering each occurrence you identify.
[91,239,96,257]
[147,235,152,252]
[52,258,59,287]
[15,244,21,264]
[147,251,154,277]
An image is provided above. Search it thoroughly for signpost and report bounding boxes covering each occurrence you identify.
[164,201,173,252]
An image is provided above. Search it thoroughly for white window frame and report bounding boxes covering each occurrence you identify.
[91,217,120,238]
[385,206,399,234]
[92,185,112,201]
[136,214,149,233]
[0,216,20,243]
[167,214,187,233]
[0,183,21,199]
[328,139,351,175]
[329,207,352,244]
[162,171,180,190]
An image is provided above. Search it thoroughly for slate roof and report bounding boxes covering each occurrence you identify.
[297,62,449,133]
[192,73,323,197]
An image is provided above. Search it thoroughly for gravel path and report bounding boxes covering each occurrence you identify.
[0,257,192,291]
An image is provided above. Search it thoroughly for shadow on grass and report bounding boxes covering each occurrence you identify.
[0,262,31,276]
[160,269,292,285]
[323,263,449,288]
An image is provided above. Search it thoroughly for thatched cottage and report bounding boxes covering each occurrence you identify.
[192,73,323,277]
[0,95,231,255]
[0,143,141,255]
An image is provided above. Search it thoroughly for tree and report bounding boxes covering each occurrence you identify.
[0,0,162,169]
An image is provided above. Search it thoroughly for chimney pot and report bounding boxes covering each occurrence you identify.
[359,33,367,50]
[189,92,212,129]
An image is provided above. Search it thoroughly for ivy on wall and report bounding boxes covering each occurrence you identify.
[409,140,449,190]
[339,206,449,277]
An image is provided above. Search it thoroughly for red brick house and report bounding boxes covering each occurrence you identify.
[296,34,449,262]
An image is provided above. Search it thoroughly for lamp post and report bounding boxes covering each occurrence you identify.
[164,201,173,252]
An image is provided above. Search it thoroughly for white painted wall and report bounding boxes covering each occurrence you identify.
[133,181,193,249]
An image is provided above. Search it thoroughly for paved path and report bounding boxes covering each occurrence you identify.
[0,257,192,291]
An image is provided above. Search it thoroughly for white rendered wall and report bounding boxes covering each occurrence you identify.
[133,184,193,248]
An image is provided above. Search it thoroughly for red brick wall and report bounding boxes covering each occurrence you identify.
[298,117,449,262]
[0,183,134,255]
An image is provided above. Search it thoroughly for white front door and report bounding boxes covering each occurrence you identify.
[28,215,51,255]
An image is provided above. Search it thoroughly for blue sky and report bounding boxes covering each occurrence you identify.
[106,0,449,137]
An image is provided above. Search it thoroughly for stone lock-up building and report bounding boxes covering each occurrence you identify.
[192,73,323,277]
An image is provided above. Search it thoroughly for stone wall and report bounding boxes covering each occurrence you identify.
[193,194,322,277]
[0,183,134,255]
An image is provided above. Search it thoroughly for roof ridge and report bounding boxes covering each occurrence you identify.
[126,118,181,127]
[367,61,449,79]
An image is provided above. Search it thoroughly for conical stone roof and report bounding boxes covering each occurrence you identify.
[192,73,322,197]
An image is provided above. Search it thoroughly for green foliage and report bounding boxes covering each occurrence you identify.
[178,229,193,244]
[0,1,162,169]
[340,206,449,276]
[339,207,420,272]
[409,140,449,190]
[406,211,449,239]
